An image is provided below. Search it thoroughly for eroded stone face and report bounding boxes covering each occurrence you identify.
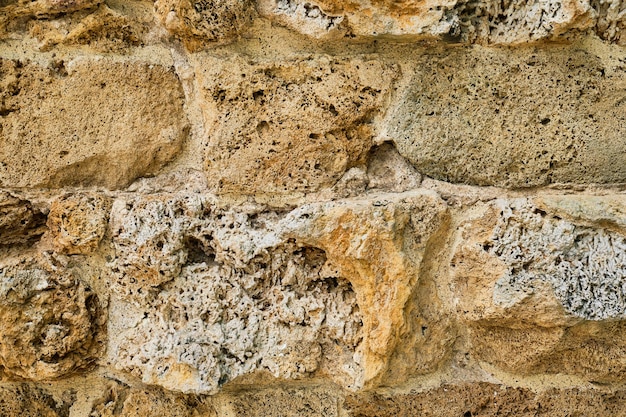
[0,191,47,246]
[0,58,188,189]
[154,0,255,49]
[452,198,626,381]
[0,256,104,380]
[47,193,110,255]
[389,47,626,188]
[196,55,398,198]
[0,384,74,417]
[258,0,595,42]
[107,190,447,393]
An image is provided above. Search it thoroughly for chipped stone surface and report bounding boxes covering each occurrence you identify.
[452,198,626,380]
[0,255,104,380]
[107,190,446,393]
[196,55,398,198]
[258,0,596,42]
[0,384,74,417]
[0,191,47,247]
[47,193,110,255]
[0,58,187,189]
[154,0,255,50]
[90,382,216,417]
[389,47,626,188]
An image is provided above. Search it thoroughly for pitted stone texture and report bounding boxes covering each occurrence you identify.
[389,47,626,188]
[0,256,104,380]
[344,382,626,417]
[0,58,187,189]
[284,190,449,387]
[108,190,446,393]
[0,191,47,246]
[258,0,594,42]
[452,198,626,381]
[226,386,341,417]
[154,0,255,50]
[28,3,152,52]
[0,384,74,417]
[196,55,398,198]
[90,382,216,417]
[593,0,626,44]
[47,193,110,255]
[0,0,102,35]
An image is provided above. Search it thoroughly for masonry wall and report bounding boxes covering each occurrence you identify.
[1,0,626,415]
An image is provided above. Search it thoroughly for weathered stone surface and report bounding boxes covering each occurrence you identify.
[46,193,110,255]
[107,190,446,393]
[196,55,398,197]
[0,191,47,246]
[28,2,152,52]
[0,255,104,380]
[226,386,341,417]
[593,0,626,44]
[90,382,216,417]
[388,47,626,187]
[452,198,626,381]
[0,58,187,189]
[344,383,626,417]
[0,384,74,417]
[258,0,596,42]
[154,0,255,50]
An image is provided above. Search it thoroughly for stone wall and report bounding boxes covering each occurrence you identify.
[1,0,626,415]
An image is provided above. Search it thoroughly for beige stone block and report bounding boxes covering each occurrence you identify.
[0,384,74,417]
[389,47,626,187]
[0,58,188,189]
[344,382,626,416]
[195,54,398,198]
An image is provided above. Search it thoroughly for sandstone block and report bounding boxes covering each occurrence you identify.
[388,47,626,187]
[107,190,447,393]
[0,191,47,246]
[154,0,255,49]
[258,0,595,43]
[0,58,187,189]
[451,197,626,381]
[196,55,398,197]
[0,255,104,380]
[344,382,626,417]
[90,382,216,417]
[47,193,110,255]
[226,386,340,417]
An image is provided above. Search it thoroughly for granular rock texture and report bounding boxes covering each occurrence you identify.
[0,58,187,189]
[389,47,626,187]
[0,192,47,247]
[2,0,626,415]
[0,256,104,380]
[197,55,398,197]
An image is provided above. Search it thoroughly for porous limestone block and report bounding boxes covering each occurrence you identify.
[0,255,104,380]
[0,58,188,189]
[389,46,626,188]
[344,382,626,416]
[195,54,398,198]
[46,193,110,255]
[257,0,594,42]
[225,386,341,417]
[90,382,217,417]
[451,197,626,381]
[0,191,47,246]
[0,384,74,417]
[154,0,255,50]
[107,190,447,393]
